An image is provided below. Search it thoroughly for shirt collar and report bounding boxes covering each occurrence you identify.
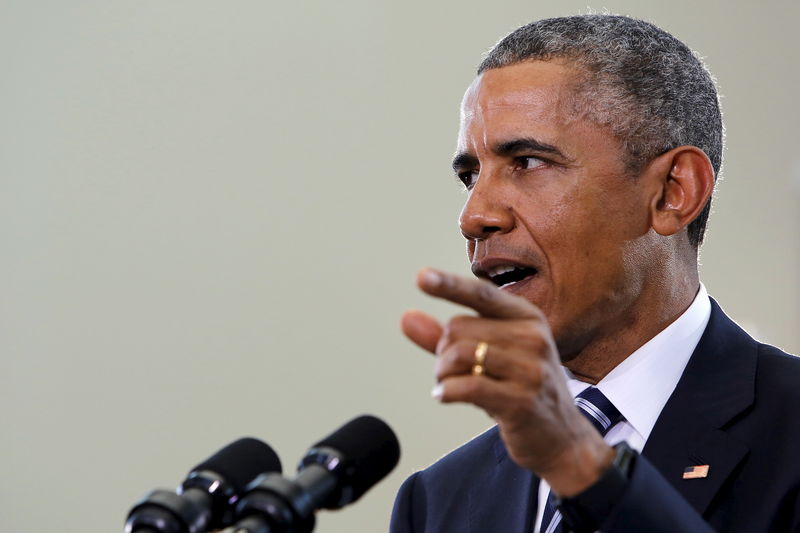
[565,284,711,444]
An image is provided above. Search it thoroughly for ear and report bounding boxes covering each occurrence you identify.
[645,146,715,238]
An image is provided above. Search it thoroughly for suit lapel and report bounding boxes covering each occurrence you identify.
[643,299,757,515]
[468,429,538,532]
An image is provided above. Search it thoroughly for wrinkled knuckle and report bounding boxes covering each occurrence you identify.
[522,317,545,333]
[520,336,540,356]
[523,329,548,354]
[435,351,452,376]
[533,335,548,353]
[525,363,543,387]
[510,322,531,338]
[443,342,468,369]
[447,315,470,336]
[455,340,474,366]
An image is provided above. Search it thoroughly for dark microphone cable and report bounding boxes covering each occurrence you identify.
[224,415,401,533]
[126,437,282,533]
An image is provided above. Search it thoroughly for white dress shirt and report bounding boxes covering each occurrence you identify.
[533,284,712,532]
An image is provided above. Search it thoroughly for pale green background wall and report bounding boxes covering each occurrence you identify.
[1,1,797,531]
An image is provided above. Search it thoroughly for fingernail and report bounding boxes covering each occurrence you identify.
[422,269,442,287]
[431,383,444,399]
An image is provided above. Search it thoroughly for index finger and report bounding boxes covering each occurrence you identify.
[416,268,544,320]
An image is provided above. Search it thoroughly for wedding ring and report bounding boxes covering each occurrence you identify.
[472,341,488,376]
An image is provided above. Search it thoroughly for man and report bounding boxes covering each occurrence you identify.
[391,14,800,533]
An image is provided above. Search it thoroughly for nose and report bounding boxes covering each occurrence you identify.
[458,174,515,240]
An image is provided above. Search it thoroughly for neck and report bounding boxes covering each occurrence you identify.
[562,262,700,384]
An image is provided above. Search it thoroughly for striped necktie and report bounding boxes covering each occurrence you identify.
[538,387,624,533]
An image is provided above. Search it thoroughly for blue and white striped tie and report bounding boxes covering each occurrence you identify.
[538,387,624,533]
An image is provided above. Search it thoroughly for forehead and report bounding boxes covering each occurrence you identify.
[459,61,581,147]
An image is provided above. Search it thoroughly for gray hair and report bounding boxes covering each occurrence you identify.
[478,15,723,248]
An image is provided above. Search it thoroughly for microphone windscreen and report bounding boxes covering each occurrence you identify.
[313,415,400,503]
[192,437,282,491]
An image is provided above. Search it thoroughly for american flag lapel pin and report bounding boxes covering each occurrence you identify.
[683,465,710,479]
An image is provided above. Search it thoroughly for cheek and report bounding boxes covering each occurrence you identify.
[527,189,626,280]
[518,185,595,254]
[515,178,572,226]
[555,209,643,301]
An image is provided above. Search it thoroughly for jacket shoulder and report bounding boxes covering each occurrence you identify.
[390,426,502,533]
[753,342,800,405]
[757,342,800,375]
[416,425,502,484]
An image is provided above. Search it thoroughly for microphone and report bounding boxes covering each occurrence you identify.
[126,437,282,533]
[226,415,401,533]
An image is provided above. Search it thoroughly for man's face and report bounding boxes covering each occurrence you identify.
[455,60,655,359]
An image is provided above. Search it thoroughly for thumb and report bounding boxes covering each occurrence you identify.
[401,309,443,354]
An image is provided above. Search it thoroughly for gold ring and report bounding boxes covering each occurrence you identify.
[472,341,488,376]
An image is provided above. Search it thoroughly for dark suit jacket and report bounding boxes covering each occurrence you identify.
[391,300,800,532]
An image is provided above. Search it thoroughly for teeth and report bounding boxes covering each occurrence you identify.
[486,265,520,278]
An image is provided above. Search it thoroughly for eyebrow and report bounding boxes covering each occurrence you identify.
[495,138,565,158]
[451,137,568,173]
[451,152,479,174]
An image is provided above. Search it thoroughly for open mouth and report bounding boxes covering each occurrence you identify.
[485,265,538,288]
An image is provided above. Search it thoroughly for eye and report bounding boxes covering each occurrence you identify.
[457,170,479,190]
[515,156,546,170]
